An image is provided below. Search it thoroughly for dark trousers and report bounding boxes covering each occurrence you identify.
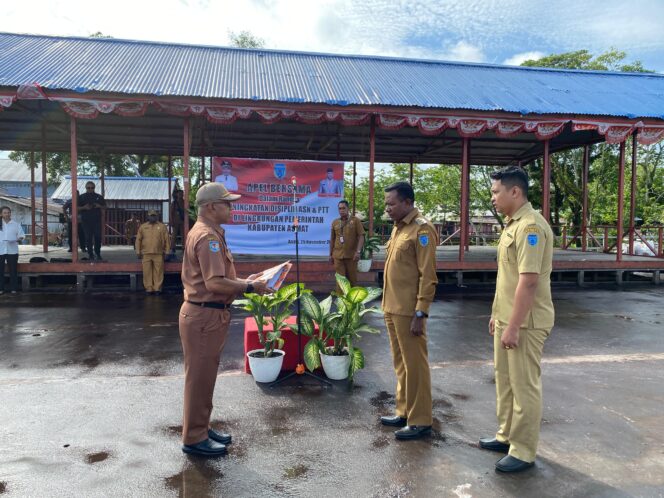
[67,221,87,251]
[83,220,102,257]
[0,254,19,292]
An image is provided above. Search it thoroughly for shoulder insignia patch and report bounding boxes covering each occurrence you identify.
[525,225,540,234]
[415,218,427,225]
[418,233,429,247]
[209,240,221,253]
[527,233,538,246]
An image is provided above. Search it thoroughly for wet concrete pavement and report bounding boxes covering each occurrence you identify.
[1,287,664,497]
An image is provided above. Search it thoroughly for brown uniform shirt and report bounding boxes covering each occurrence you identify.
[135,222,170,255]
[125,218,141,240]
[492,202,555,329]
[330,216,366,259]
[181,218,237,304]
[382,208,438,315]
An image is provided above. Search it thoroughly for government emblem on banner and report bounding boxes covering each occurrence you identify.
[274,163,286,179]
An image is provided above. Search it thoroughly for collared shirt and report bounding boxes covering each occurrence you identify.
[0,220,25,255]
[78,192,105,224]
[492,202,555,329]
[319,179,341,195]
[330,215,365,259]
[181,218,237,304]
[125,218,141,239]
[382,208,438,315]
[135,222,170,255]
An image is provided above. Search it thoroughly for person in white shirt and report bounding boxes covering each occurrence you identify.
[0,206,25,294]
[214,161,239,191]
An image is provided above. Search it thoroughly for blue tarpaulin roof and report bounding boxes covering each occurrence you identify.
[1,32,664,120]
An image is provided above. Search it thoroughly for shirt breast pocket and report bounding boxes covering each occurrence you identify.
[499,236,515,263]
[395,239,414,261]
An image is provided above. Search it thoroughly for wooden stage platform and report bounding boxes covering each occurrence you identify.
[13,244,664,292]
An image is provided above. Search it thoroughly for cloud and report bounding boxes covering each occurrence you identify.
[441,41,486,63]
[503,51,546,66]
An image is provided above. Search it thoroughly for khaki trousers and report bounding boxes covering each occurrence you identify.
[384,312,432,426]
[179,302,231,445]
[494,320,550,462]
[142,254,164,292]
[333,258,358,289]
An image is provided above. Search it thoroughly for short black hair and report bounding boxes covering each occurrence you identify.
[384,181,415,203]
[326,167,334,173]
[338,199,349,208]
[1,205,10,213]
[85,181,95,188]
[490,166,529,197]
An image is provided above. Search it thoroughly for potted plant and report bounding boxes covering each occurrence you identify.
[357,233,381,272]
[236,282,305,383]
[293,274,382,380]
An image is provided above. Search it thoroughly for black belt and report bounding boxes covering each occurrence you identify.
[186,301,227,309]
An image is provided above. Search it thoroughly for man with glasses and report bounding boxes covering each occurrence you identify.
[179,182,269,457]
[78,181,106,261]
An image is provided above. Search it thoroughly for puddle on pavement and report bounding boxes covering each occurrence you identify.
[283,464,308,479]
[371,434,390,449]
[0,481,6,494]
[450,392,470,400]
[369,390,394,408]
[164,425,182,436]
[86,451,109,464]
[165,461,222,497]
[82,356,100,368]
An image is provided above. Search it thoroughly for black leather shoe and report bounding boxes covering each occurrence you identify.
[380,415,408,427]
[479,437,510,453]
[208,429,232,445]
[495,454,534,473]
[394,425,432,440]
[182,438,227,457]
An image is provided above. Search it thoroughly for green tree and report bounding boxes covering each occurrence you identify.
[228,30,265,49]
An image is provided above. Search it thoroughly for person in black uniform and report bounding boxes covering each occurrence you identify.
[78,181,106,261]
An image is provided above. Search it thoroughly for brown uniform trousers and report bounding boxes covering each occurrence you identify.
[492,202,554,462]
[382,208,438,426]
[179,219,237,445]
[135,222,170,292]
[330,216,365,288]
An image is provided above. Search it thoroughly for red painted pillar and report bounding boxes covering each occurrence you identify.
[41,123,48,253]
[352,160,357,216]
[581,146,589,252]
[459,138,470,262]
[183,119,191,241]
[30,151,36,245]
[368,116,376,236]
[70,116,79,264]
[628,132,638,255]
[617,141,626,262]
[542,139,551,223]
[167,155,172,233]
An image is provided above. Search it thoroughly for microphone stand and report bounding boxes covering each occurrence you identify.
[270,176,331,388]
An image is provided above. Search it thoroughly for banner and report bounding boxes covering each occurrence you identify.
[212,157,344,255]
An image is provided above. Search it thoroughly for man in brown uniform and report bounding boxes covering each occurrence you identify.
[135,210,170,295]
[479,166,554,473]
[329,199,365,288]
[179,182,269,457]
[380,182,438,440]
[125,213,141,246]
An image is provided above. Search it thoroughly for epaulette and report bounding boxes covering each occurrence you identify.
[415,218,427,225]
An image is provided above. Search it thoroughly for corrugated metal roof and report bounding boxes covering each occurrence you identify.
[0,158,45,182]
[51,176,176,201]
[1,32,663,119]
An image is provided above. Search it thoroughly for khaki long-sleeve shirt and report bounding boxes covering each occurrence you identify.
[135,222,170,255]
[330,216,365,259]
[382,208,438,315]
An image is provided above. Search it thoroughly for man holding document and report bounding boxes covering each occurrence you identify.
[179,182,270,458]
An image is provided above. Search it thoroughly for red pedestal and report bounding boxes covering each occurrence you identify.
[244,316,317,373]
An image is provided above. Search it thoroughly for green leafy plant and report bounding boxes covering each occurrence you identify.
[292,274,382,379]
[360,233,381,260]
[235,282,308,357]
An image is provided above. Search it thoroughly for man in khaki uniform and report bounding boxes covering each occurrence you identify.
[135,210,170,295]
[480,166,554,473]
[329,199,365,288]
[179,183,268,457]
[125,213,141,246]
[380,182,438,440]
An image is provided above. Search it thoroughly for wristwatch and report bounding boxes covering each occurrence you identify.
[415,310,428,319]
[246,283,255,293]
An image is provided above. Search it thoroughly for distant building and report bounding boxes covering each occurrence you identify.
[0,158,56,198]
[51,176,177,245]
[0,193,63,244]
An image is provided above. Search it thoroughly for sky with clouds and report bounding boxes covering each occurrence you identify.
[3,0,664,71]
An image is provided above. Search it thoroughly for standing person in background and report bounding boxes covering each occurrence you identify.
[178,183,269,457]
[380,182,438,441]
[63,190,86,253]
[0,206,25,294]
[78,181,105,261]
[125,213,141,247]
[136,210,170,295]
[329,199,365,289]
[479,166,554,473]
